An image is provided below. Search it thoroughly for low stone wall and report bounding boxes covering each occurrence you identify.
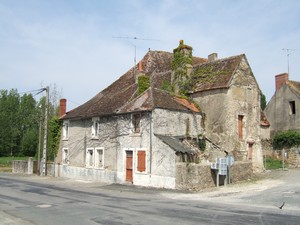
[12,158,37,174]
[175,161,253,191]
[12,158,55,175]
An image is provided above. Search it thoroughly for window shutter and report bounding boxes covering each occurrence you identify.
[137,151,146,172]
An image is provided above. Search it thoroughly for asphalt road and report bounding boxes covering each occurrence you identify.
[0,171,300,225]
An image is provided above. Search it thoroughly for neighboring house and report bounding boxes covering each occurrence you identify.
[265,73,300,137]
[58,41,265,188]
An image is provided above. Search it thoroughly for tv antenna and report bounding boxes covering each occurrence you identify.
[282,48,296,75]
[113,36,159,79]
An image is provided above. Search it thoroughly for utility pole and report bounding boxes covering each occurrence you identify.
[41,86,49,176]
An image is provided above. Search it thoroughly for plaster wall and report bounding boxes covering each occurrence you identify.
[192,57,263,172]
[265,84,300,136]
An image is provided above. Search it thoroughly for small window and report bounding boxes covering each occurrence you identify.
[62,148,69,164]
[86,148,94,167]
[238,115,244,139]
[132,113,141,133]
[63,121,69,139]
[137,150,146,172]
[92,118,99,138]
[95,148,104,168]
[289,101,296,115]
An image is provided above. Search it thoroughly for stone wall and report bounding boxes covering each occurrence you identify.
[12,158,37,174]
[176,161,253,191]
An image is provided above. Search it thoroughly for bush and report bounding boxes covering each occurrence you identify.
[273,130,300,150]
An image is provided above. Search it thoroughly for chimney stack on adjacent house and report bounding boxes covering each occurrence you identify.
[138,61,143,72]
[275,73,289,91]
[60,98,67,117]
[208,53,218,62]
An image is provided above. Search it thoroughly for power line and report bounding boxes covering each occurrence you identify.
[282,48,297,75]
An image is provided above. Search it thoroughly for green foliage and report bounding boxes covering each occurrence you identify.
[137,74,150,95]
[161,80,174,92]
[172,42,193,95]
[20,129,39,156]
[260,92,267,110]
[0,88,60,158]
[272,130,300,150]
[198,135,206,151]
[48,116,62,160]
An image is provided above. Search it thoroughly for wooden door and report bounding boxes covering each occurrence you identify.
[126,151,133,182]
[248,143,253,160]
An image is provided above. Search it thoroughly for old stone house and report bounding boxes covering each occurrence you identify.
[58,50,204,189]
[265,73,300,137]
[186,51,264,172]
[58,41,264,188]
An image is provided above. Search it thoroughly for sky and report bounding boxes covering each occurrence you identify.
[1,0,299,111]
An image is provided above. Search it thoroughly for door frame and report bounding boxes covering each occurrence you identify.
[124,148,134,183]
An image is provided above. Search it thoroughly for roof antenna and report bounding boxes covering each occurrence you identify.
[282,48,296,76]
[113,36,160,81]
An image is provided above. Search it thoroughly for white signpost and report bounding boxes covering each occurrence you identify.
[211,156,235,188]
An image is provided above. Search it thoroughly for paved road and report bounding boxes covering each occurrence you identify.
[0,171,299,225]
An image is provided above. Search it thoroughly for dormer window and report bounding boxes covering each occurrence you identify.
[132,113,141,133]
[92,117,99,138]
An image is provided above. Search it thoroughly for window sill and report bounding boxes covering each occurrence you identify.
[130,133,141,137]
[91,137,99,140]
[62,138,69,141]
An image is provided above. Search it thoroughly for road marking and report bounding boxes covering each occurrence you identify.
[36,204,52,208]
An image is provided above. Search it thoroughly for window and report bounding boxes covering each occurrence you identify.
[95,148,104,168]
[62,121,69,139]
[86,148,94,167]
[132,113,141,133]
[62,148,69,164]
[238,115,244,139]
[137,150,146,172]
[289,101,296,115]
[92,118,99,138]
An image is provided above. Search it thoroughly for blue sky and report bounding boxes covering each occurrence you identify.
[1,0,299,110]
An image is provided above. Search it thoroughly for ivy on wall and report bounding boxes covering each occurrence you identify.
[137,74,150,95]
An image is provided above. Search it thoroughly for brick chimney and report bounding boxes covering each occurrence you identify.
[138,61,143,72]
[275,73,288,91]
[208,53,218,62]
[60,98,67,117]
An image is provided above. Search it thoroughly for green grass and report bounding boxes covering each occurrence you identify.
[0,156,33,167]
[265,158,283,170]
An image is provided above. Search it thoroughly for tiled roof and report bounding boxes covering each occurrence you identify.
[155,134,193,153]
[118,88,200,113]
[287,80,300,97]
[62,50,204,120]
[192,55,243,92]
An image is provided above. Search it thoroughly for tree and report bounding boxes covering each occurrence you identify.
[0,89,20,156]
[260,92,267,110]
[273,130,300,150]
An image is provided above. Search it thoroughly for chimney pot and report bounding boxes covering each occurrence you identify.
[275,73,289,91]
[60,98,67,117]
[208,53,218,62]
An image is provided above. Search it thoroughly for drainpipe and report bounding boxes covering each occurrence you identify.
[149,112,153,176]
